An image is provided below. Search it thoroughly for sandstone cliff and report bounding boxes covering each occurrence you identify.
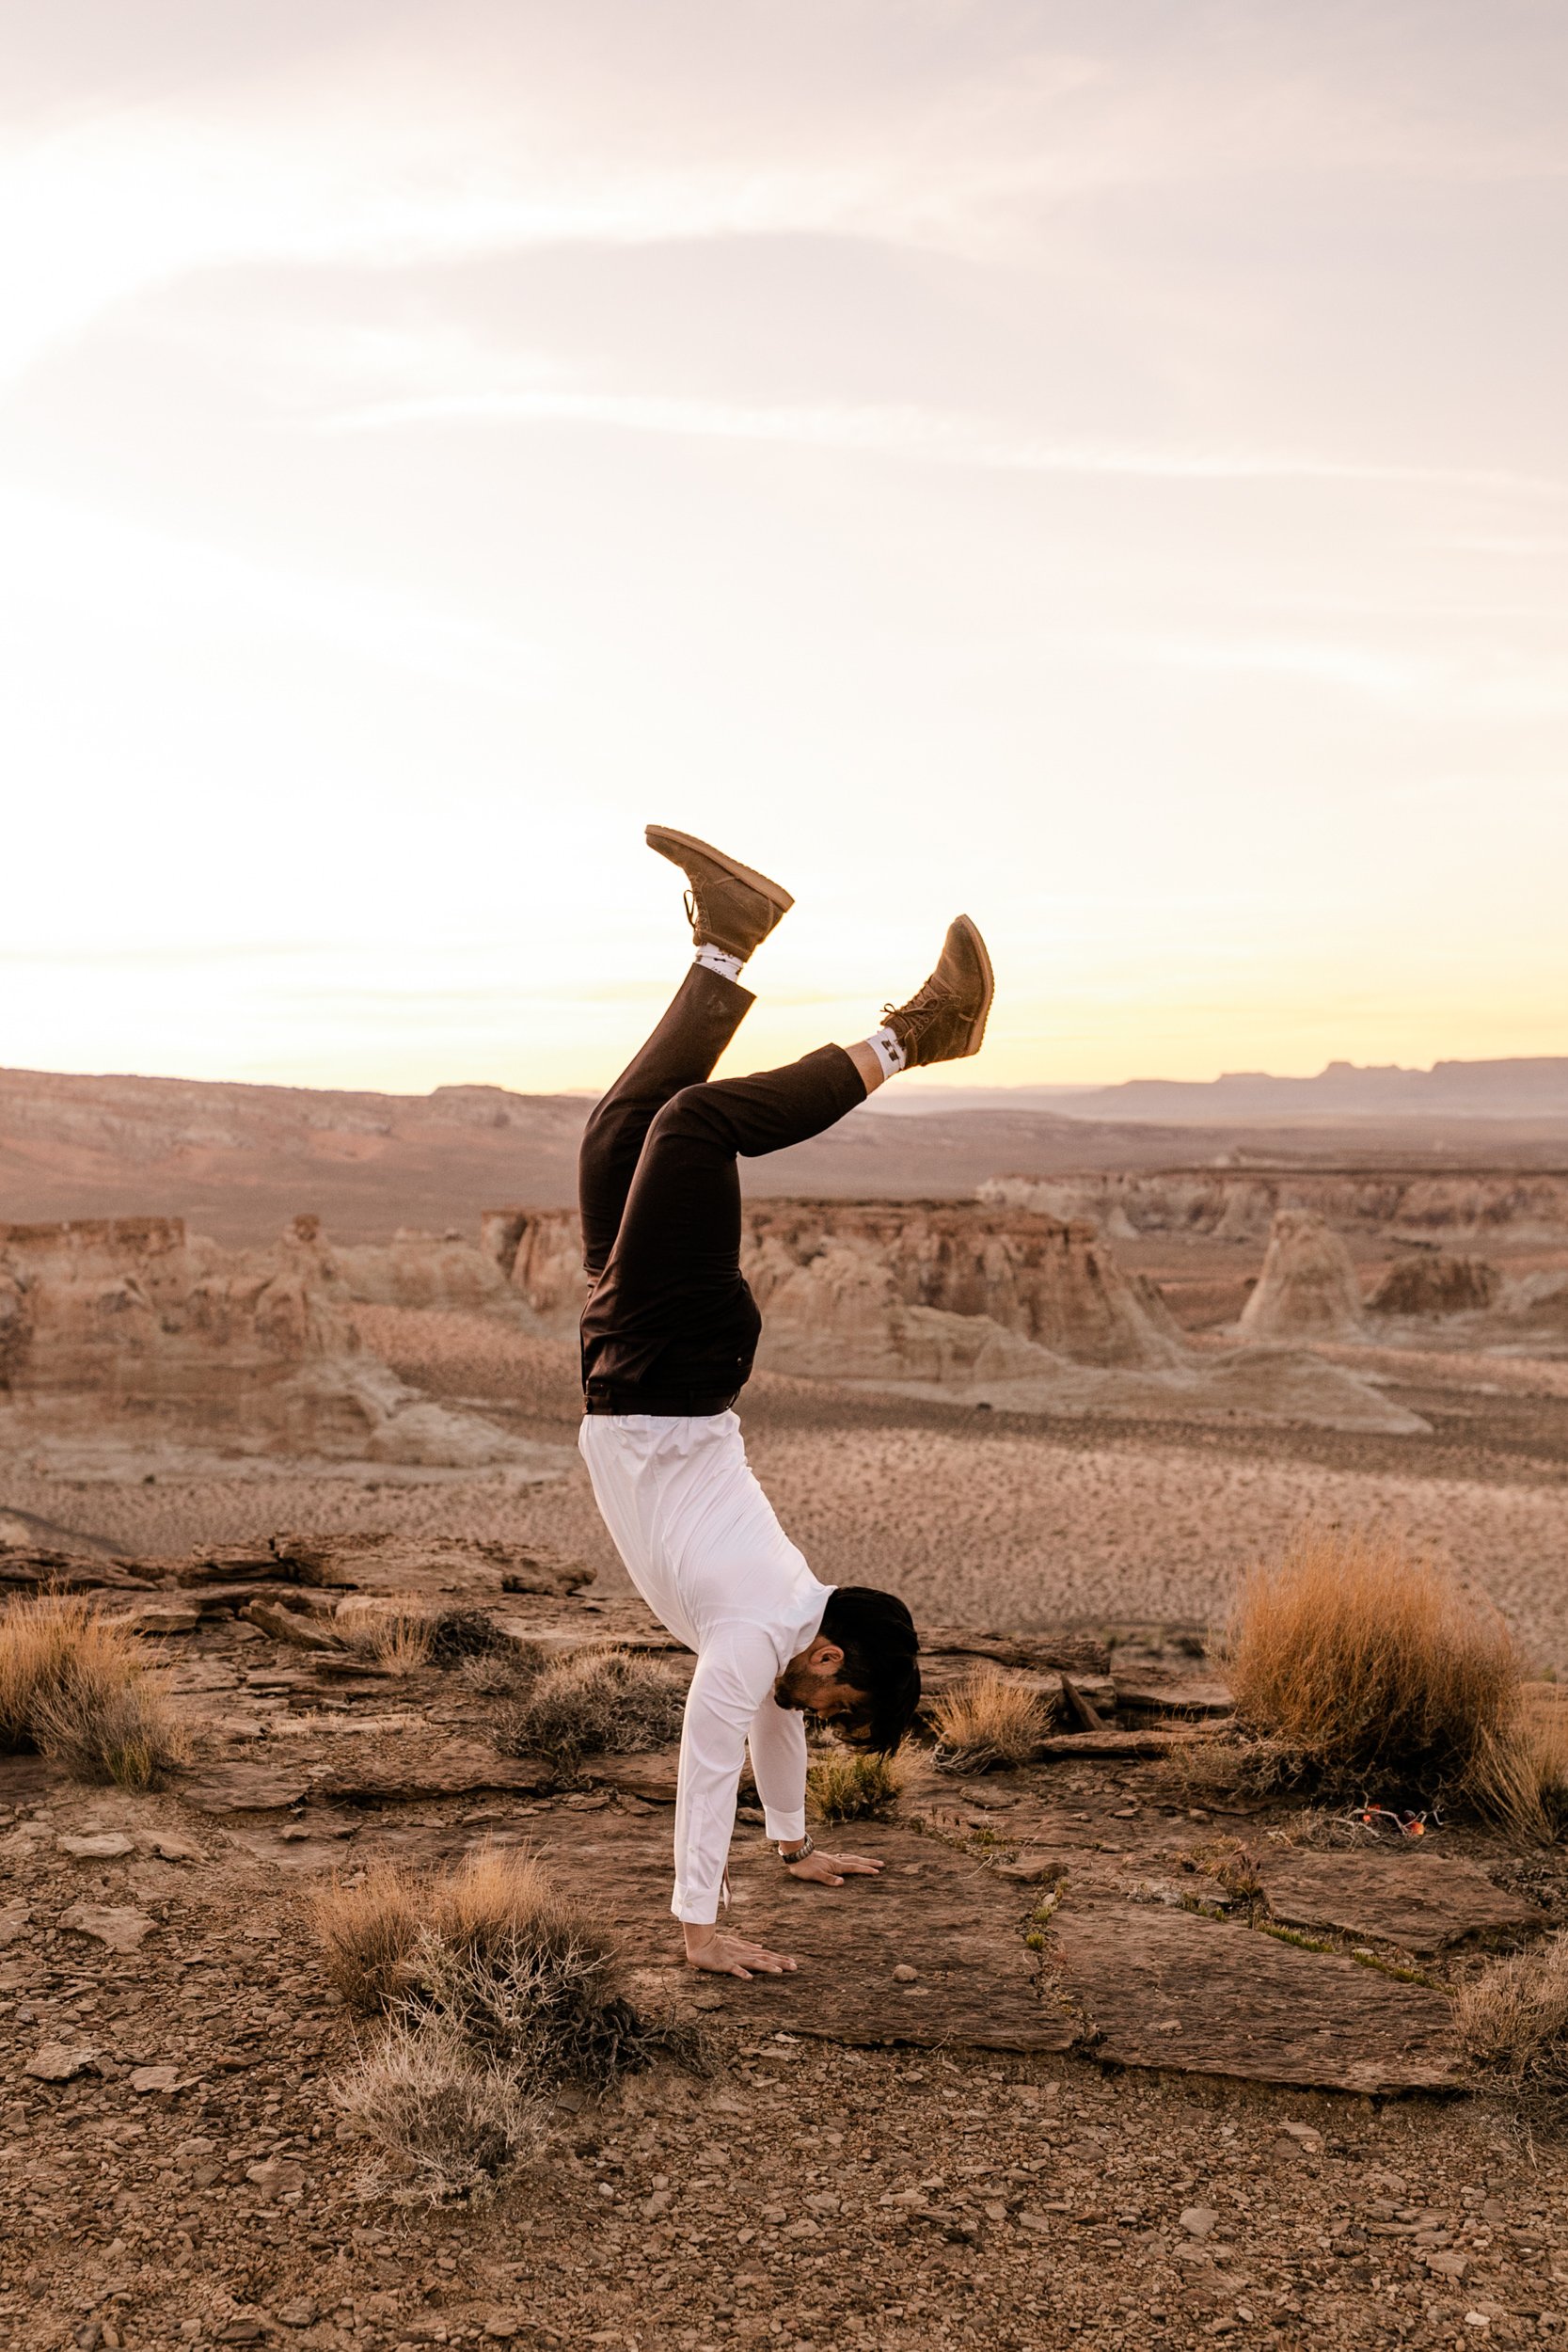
[477,1200,1419,1432]
[982,1168,1568,1245]
[0,1215,551,1470]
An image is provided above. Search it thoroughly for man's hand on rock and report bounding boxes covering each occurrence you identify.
[683,1925,798,1979]
[785,1850,884,1886]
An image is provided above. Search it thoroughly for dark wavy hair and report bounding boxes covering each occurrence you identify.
[818,1585,921,1754]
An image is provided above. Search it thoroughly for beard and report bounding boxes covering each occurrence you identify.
[772,1661,813,1711]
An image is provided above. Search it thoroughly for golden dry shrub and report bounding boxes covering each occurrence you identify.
[807,1746,905,1823]
[1454,1933,1568,2094]
[1465,1685,1568,1845]
[931,1668,1049,1772]
[309,1847,696,2089]
[337,1604,436,1677]
[1227,1528,1519,1788]
[0,1595,188,1789]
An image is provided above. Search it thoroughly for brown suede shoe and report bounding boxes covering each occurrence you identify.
[645,825,795,961]
[883,915,994,1067]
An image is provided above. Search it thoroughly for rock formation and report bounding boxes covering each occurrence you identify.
[742,1201,1186,1378]
[480,1199,1419,1430]
[0,1215,552,1470]
[1368,1253,1502,1317]
[1237,1209,1368,1342]
[483,1200,1184,1374]
[982,1168,1568,1245]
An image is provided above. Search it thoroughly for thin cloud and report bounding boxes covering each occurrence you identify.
[315,384,1568,501]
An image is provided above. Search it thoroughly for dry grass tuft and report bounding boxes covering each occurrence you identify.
[338,1604,436,1676]
[807,1746,905,1822]
[1466,1689,1568,1846]
[0,1596,188,1788]
[333,2018,545,2204]
[931,1669,1050,1773]
[491,1644,685,1778]
[1454,1934,1568,2095]
[1227,1529,1520,1790]
[310,1846,700,2088]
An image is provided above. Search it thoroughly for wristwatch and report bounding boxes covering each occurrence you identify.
[779,1834,815,1867]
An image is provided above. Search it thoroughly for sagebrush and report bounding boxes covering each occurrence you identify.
[317,1848,702,2204]
[334,2018,544,2205]
[310,1846,699,2082]
[492,1644,685,1776]
[0,1595,188,1789]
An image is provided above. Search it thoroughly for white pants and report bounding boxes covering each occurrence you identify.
[578,1410,831,1921]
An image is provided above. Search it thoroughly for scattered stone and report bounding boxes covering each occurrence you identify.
[0,1903,31,1947]
[1052,1895,1457,2091]
[24,2042,97,2081]
[1256,1849,1541,1954]
[1181,2207,1219,2237]
[245,2157,306,2198]
[130,2065,182,2094]
[893,1963,919,1982]
[138,1829,207,1863]
[58,1904,155,1953]
[56,1832,135,1859]
[274,2299,320,2328]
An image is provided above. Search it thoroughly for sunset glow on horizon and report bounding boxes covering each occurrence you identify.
[3,3,1564,1099]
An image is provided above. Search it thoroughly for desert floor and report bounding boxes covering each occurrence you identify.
[7,1276,1568,2352]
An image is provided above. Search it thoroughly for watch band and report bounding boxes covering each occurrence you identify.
[779,1833,815,1867]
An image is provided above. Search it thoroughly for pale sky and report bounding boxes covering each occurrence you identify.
[3,1,1565,1096]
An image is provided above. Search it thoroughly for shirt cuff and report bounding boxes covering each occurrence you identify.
[763,1805,806,1844]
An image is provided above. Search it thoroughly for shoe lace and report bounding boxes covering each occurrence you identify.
[881,973,945,1039]
[683,883,712,934]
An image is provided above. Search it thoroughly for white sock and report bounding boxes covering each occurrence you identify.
[693,944,745,984]
[864,1023,907,1080]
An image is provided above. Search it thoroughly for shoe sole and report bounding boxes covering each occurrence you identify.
[952,913,994,1057]
[645,824,795,915]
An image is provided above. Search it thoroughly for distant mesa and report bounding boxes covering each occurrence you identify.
[1061,1054,1568,1123]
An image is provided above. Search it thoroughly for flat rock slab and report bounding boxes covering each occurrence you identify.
[1052,1897,1457,2093]
[531,1811,1071,2055]
[314,1740,551,1806]
[58,1904,155,1954]
[1257,1849,1542,1955]
[179,1764,314,1814]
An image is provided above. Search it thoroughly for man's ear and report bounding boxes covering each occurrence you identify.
[811,1638,845,1672]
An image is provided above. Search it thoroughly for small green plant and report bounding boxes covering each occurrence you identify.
[807,1746,905,1823]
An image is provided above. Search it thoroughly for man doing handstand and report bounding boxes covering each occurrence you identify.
[577,827,993,1979]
